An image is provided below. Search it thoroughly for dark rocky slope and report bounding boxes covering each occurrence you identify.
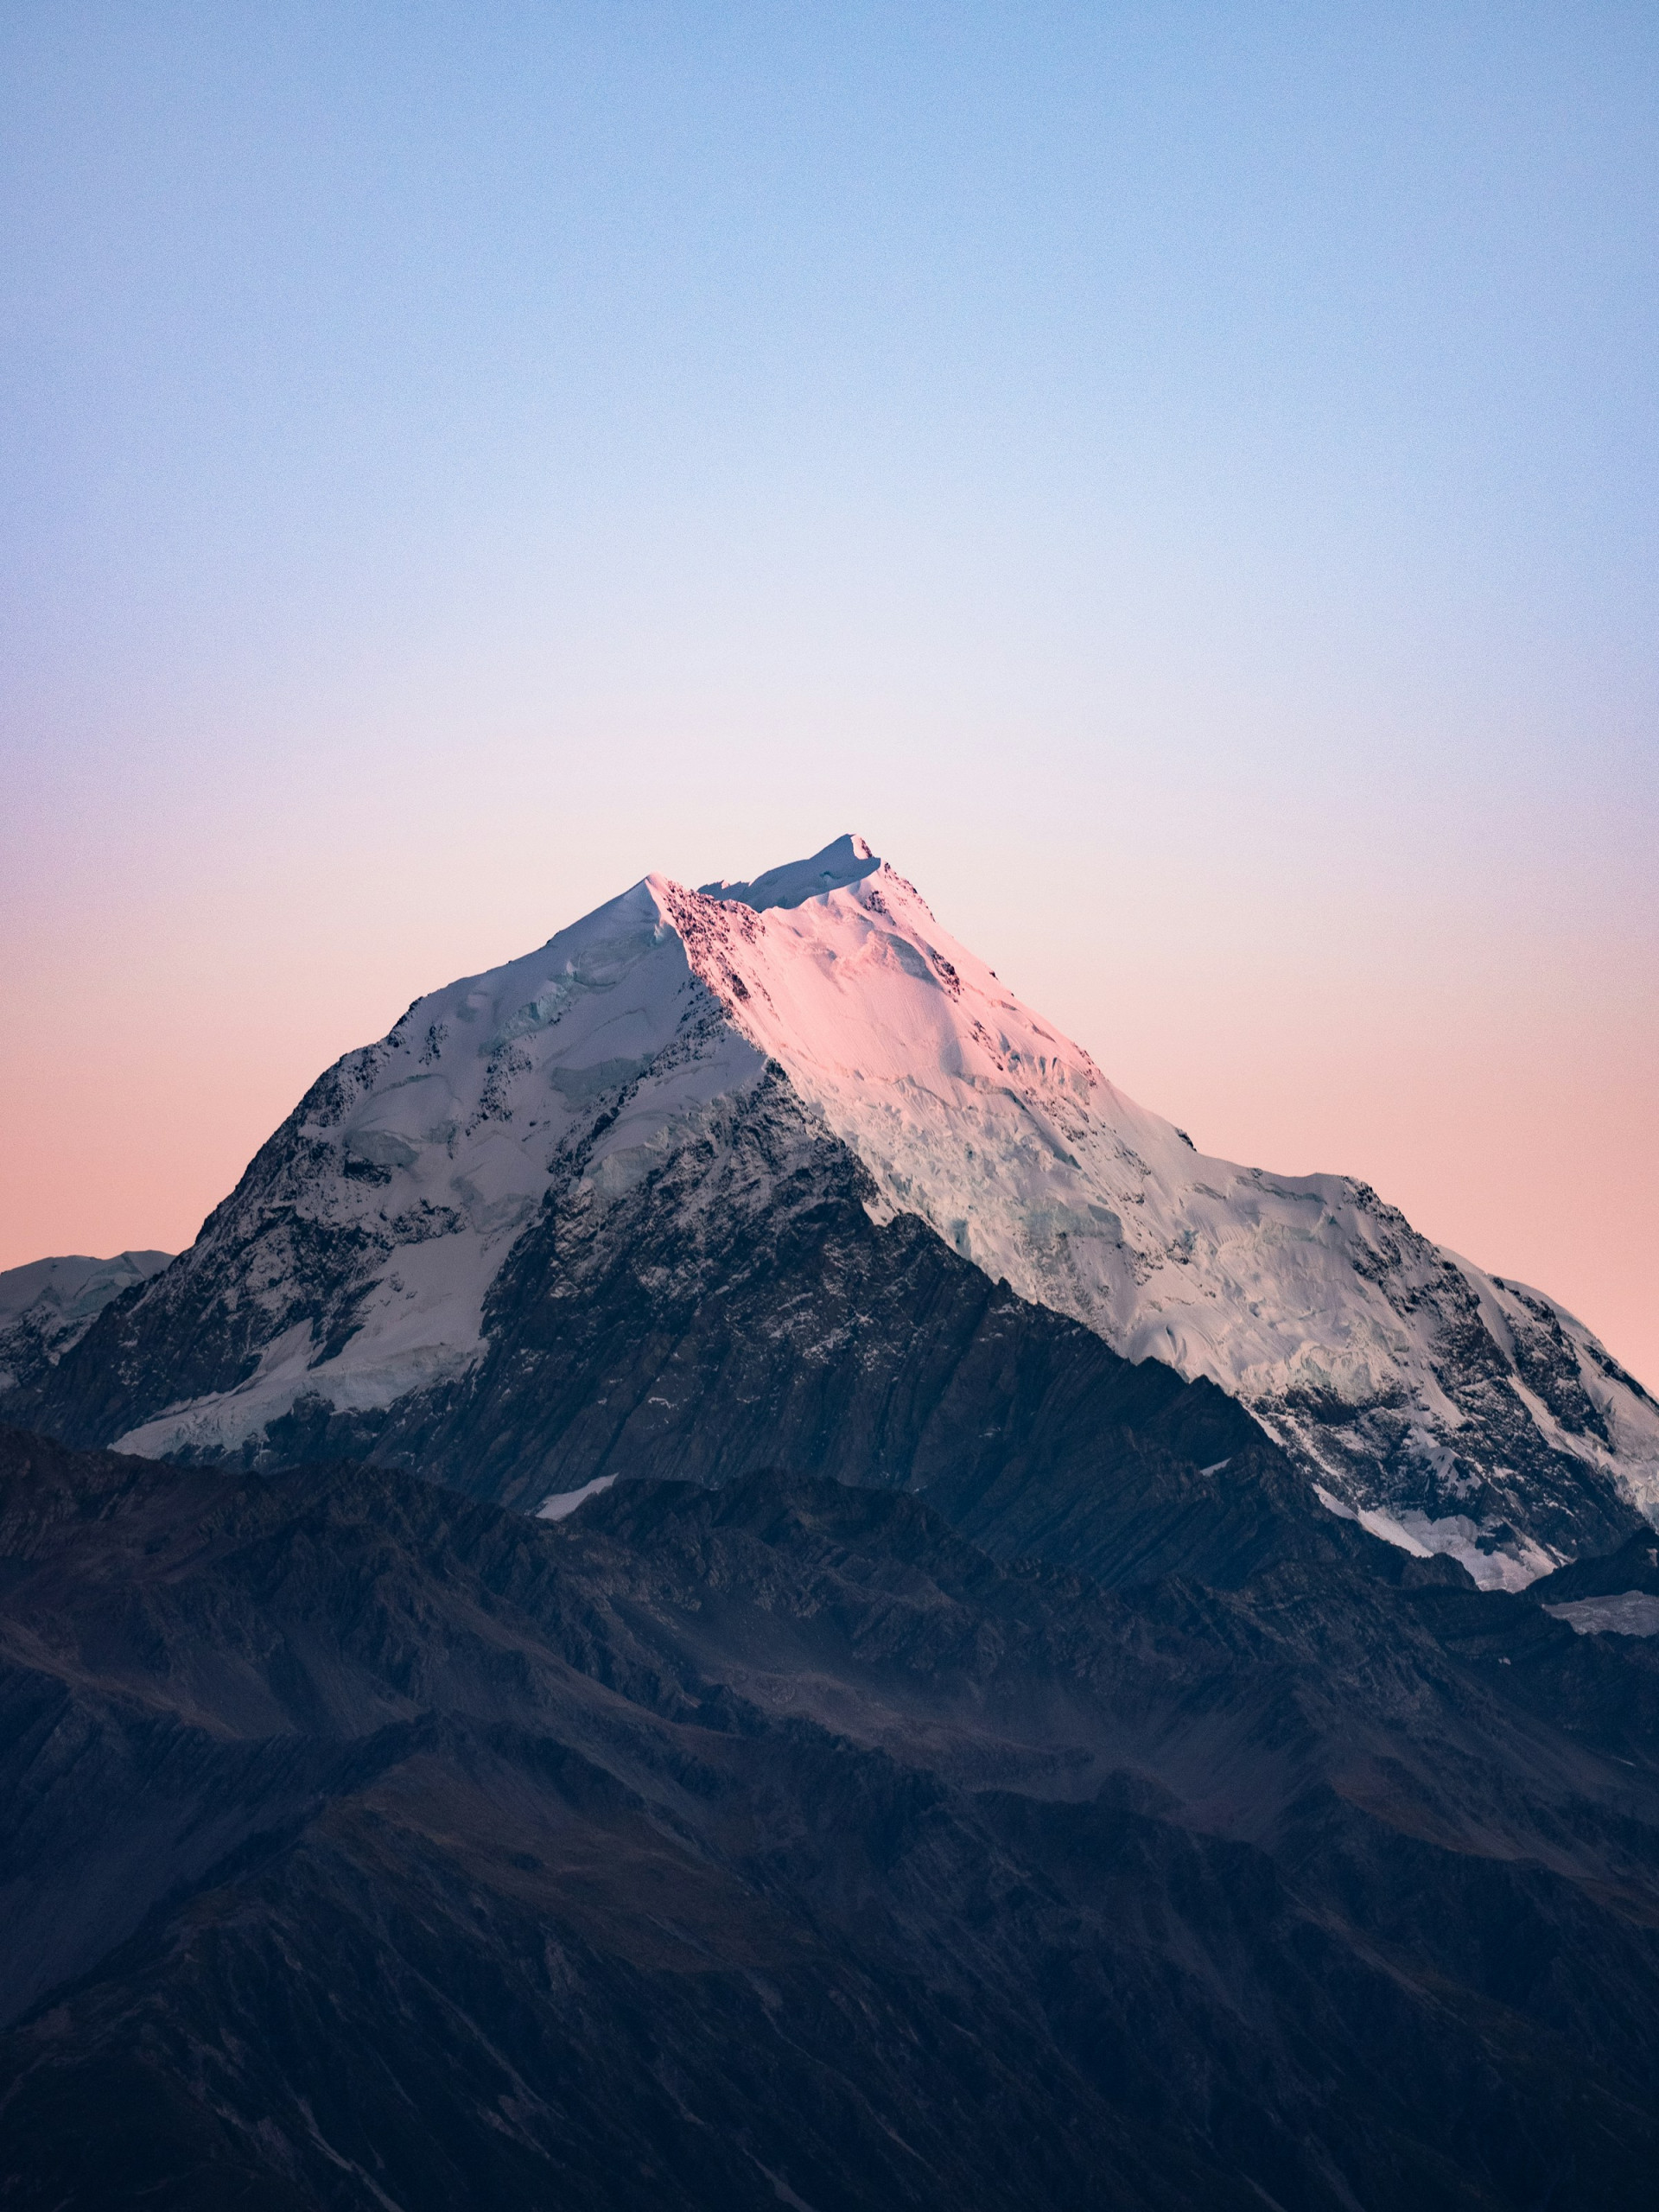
[13,1077,1251,1507]
[23,1075,1639,1586]
[3,1427,1658,2210]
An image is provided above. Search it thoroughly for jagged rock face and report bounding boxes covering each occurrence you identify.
[0,1251,170,1396]
[29,1068,1332,1589]
[3,1432,1659,2210]
[11,836,1656,1584]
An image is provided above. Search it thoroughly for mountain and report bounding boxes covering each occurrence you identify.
[4,1426,1659,2211]
[10,836,1656,1586]
[0,1250,172,1396]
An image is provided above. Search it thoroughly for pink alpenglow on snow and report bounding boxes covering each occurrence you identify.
[88,836,1659,1592]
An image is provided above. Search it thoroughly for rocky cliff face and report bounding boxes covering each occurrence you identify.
[10,836,1656,1584]
[3,1427,1658,2211]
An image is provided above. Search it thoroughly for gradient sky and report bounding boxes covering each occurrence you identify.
[3,3,1656,1382]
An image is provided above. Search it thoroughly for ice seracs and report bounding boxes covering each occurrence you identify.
[28,834,1656,1588]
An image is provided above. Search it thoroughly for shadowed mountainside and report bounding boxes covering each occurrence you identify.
[22,1076,1642,1601]
[3,1427,1658,2210]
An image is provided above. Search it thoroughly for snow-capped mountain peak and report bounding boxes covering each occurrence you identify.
[697,829,882,912]
[16,836,1655,1588]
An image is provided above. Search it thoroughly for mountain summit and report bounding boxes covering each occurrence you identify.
[15,836,1656,1585]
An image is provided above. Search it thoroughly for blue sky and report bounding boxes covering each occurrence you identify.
[3,3,1656,1372]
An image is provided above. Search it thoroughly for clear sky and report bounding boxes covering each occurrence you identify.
[3,3,1656,1383]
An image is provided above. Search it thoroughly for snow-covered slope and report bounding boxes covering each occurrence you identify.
[24,836,1656,1587]
[685,843,1659,1585]
[0,1251,172,1395]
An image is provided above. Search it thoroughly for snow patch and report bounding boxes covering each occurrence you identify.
[1543,1592,1659,1637]
[536,1473,620,1521]
[1312,1484,1557,1590]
